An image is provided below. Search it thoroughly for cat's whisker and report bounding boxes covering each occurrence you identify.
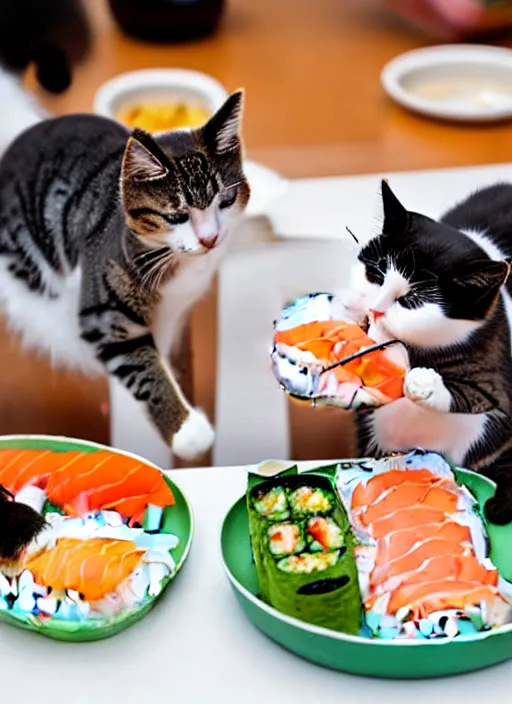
[141,250,175,291]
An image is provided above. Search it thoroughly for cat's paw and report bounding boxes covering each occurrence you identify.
[172,408,215,461]
[404,367,451,412]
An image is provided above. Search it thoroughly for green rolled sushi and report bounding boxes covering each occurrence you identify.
[247,466,362,635]
[288,485,332,516]
[267,523,305,557]
[252,486,290,521]
[306,516,344,552]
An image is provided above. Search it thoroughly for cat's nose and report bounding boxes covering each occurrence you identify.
[199,234,218,250]
[369,308,385,321]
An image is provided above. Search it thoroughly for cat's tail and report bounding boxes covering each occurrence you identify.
[0,67,47,156]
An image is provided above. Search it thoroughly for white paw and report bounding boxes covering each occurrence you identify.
[404,367,451,412]
[172,408,215,461]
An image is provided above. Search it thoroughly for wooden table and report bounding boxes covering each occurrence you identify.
[3,0,512,462]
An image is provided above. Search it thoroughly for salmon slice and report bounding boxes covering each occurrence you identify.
[46,452,116,505]
[44,451,175,519]
[0,448,175,520]
[64,463,150,513]
[0,450,89,494]
[27,537,145,601]
[371,538,470,587]
[359,483,460,527]
[275,321,368,353]
[351,469,439,511]
[367,553,498,605]
[388,580,498,617]
[375,521,471,566]
[370,505,449,539]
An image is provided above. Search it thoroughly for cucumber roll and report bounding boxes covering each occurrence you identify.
[306,517,344,552]
[277,550,341,573]
[246,466,362,635]
[252,486,290,521]
[267,523,305,557]
[288,485,332,516]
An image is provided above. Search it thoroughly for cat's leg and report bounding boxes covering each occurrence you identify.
[81,314,214,460]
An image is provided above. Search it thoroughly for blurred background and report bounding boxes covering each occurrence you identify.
[3,0,512,467]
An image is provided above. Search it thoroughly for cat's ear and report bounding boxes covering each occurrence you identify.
[204,90,244,154]
[452,259,510,318]
[381,179,409,236]
[122,131,169,182]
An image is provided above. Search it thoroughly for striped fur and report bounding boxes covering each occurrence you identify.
[0,75,249,460]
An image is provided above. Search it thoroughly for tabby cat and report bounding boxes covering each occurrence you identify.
[337,180,512,524]
[0,71,250,461]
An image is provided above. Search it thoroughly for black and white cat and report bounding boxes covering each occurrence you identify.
[337,180,512,524]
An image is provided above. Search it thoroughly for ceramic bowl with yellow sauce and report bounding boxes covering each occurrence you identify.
[93,68,228,133]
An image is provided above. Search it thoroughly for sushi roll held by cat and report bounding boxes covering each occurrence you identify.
[335,179,512,525]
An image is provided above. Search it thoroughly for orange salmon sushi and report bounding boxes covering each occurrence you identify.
[274,319,406,403]
[27,537,145,602]
[0,448,175,520]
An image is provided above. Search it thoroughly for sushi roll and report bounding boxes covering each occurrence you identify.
[277,550,341,574]
[288,485,332,516]
[247,467,362,635]
[306,516,344,552]
[267,523,305,557]
[252,486,290,521]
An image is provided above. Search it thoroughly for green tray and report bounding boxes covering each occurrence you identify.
[0,434,193,642]
[221,462,512,679]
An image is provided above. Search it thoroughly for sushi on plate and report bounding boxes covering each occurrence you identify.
[247,466,362,634]
[0,447,180,631]
[337,451,512,640]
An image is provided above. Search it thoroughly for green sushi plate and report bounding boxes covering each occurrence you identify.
[221,462,512,679]
[0,434,193,643]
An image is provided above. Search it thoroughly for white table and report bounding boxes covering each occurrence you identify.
[3,463,511,704]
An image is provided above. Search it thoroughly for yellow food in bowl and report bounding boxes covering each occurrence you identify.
[117,102,211,132]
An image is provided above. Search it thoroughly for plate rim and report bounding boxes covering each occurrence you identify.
[381,44,512,122]
[0,433,194,637]
[220,462,512,648]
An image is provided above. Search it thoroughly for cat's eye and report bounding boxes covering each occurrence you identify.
[164,213,190,226]
[365,268,384,286]
[219,188,238,209]
[397,295,415,309]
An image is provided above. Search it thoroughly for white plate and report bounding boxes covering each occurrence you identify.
[381,44,512,122]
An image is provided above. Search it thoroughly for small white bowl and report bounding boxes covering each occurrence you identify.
[93,68,229,121]
[381,44,512,122]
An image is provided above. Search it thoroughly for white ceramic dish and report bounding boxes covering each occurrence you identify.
[381,44,512,122]
[93,68,229,118]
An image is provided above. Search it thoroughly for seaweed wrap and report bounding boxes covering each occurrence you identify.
[247,466,362,635]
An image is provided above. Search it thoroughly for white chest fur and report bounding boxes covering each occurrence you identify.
[0,259,100,373]
[151,246,224,359]
[369,398,488,465]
